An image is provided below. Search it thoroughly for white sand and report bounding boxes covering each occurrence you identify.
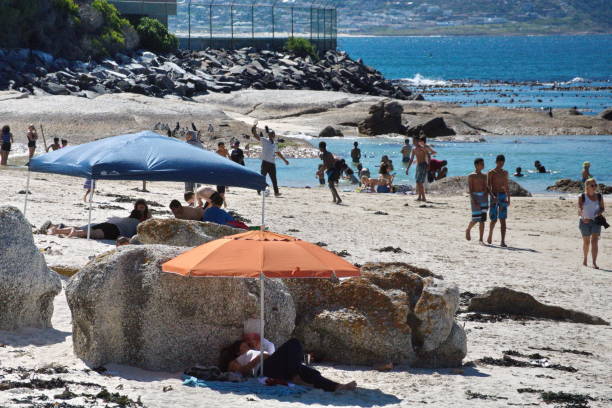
[1,164,610,407]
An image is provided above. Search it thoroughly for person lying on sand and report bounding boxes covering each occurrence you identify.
[48,209,142,240]
[169,200,204,221]
[220,338,356,392]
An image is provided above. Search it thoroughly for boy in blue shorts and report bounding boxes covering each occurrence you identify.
[487,154,510,247]
[466,158,489,244]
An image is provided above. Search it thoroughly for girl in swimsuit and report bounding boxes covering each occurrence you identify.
[26,125,38,160]
[1,125,14,166]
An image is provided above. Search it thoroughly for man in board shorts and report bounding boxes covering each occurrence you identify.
[466,158,489,244]
[487,154,510,247]
[407,137,430,201]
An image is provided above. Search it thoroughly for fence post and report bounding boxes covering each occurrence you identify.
[291,7,294,38]
[272,6,275,39]
[251,5,255,39]
[209,4,213,48]
[188,0,192,49]
[310,7,313,40]
[230,5,234,49]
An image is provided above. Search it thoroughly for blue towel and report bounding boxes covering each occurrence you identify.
[182,375,309,396]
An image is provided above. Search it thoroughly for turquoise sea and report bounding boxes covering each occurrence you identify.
[241,35,611,194]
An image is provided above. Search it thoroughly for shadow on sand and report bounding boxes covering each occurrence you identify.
[0,327,70,347]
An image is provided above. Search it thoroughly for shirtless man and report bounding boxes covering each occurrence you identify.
[487,155,510,247]
[215,142,230,206]
[466,158,489,244]
[169,199,204,221]
[400,138,412,164]
[406,137,430,201]
[319,141,342,204]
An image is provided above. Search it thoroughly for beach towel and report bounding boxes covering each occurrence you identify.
[182,375,309,397]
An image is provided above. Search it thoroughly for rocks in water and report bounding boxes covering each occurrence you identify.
[546,178,612,194]
[406,117,456,138]
[428,176,532,197]
[136,218,242,247]
[468,287,609,325]
[286,262,466,367]
[0,206,62,330]
[0,47,413,100]
[600,108,612,120]
[567,107,582,115]
[358,101,406,136]
[65,245,295,371]
[318,125,344,137]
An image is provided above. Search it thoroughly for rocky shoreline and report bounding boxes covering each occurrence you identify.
[0,48,415,101]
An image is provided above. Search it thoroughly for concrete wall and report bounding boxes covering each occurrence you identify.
[108,0,177,20]
[178,37,337,52]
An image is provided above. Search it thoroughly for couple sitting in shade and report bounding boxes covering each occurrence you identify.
[220,333,356,393]
[170,187,247,229]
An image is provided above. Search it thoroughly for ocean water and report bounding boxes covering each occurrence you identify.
[244,136,612,194]
[338,35,612,113]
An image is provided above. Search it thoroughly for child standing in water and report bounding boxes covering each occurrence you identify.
[466,158,489,244]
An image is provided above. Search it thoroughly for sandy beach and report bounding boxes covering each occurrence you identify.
[1,157,610,407]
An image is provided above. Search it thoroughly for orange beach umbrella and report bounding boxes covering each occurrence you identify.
[161,230,360,278]
[161,230,360,376]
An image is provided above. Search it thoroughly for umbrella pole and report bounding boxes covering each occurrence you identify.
[87,179,95,240]
[23,169,31,217]
[259,271,265,377]
[261,188,266,228]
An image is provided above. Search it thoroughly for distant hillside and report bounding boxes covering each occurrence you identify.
[338,0,612,35]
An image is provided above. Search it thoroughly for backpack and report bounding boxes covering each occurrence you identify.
[580,193,602,203]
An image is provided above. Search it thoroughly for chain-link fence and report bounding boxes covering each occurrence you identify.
[110,1,337,51]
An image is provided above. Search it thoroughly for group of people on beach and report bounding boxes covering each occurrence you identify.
[1,123,68,166]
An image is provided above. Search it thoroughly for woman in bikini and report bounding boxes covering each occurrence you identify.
[26,124,38,160]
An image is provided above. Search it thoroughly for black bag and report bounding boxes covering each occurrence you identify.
[594,215,609,229]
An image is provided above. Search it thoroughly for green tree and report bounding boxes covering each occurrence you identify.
[284,37,318,60]
[136,17,178,54]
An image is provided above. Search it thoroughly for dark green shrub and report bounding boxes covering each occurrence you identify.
[136,17,178,54]
[284,37,318,60]
[91,0,131,57]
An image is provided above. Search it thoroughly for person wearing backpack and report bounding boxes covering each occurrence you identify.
[578,178,606,269]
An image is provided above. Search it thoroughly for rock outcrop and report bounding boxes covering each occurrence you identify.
[136,218,242,247]
[0,47,413,100]
[468,287,609,325]
[286,262,466,367]
[66,245,295,371]
[406,117,456,138]
[546,178,612,194]
[358,101,406,135]
[428,176,532,197]
[319,125,344,137]
[600,108,612,120]
[0,206,62,330]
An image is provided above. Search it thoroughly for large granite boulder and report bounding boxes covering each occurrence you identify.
[428,176,531,197]
[468,287,609,325]
[66,245,295,371]
[319,125,344,137]
[358,101,406,136]
[136,218,242,247]
[286,262,466,367]
[600,108,612,120]
[0,206,62,330]
[406,117,456,138]
[546,178,612,194]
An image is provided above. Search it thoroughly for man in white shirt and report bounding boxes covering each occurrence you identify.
[251,122,289,196]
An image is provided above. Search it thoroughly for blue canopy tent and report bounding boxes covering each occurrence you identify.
[25,131,268,238]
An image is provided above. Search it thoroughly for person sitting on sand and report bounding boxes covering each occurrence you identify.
[534,160,547,173]
[359,165,370,180]
[360,176,378,192]
[1,125,13,166]
[381,155,394,173]
[202,192,235,226]
[46,137,61,152]
[169,199,204,221]
[514,167,524,177]
[487,155,510,247]
[61,139,68,148]
[350,142,361,164]
[344,166,360,185]
[578,178,605,269]
[221,338,356,392]
[437,166,448,180]
[184,191,196,207]
[48,209,142,240]
[196,186,217,209]
[465,158,489,244]
[428,159,447,183]
[26,124,38,160]
[116,237,130,247]
[377,164,394,193]
[581,162,592,183]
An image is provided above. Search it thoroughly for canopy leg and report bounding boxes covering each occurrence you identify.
[87,179,95,240]
[259,272,265,377]
[23,170,31,217]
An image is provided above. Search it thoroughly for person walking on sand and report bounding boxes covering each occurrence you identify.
[1,125,14,166]
[466,158,489,244]
[251,121,289,197]
[578,178,606,269]
[83,178,96,202]
[350,141,361,164]
[319,141,342,204]
[215,141,230,207]
[487,155,510,247]
[26,125,38,160]
[406,137,430,201]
